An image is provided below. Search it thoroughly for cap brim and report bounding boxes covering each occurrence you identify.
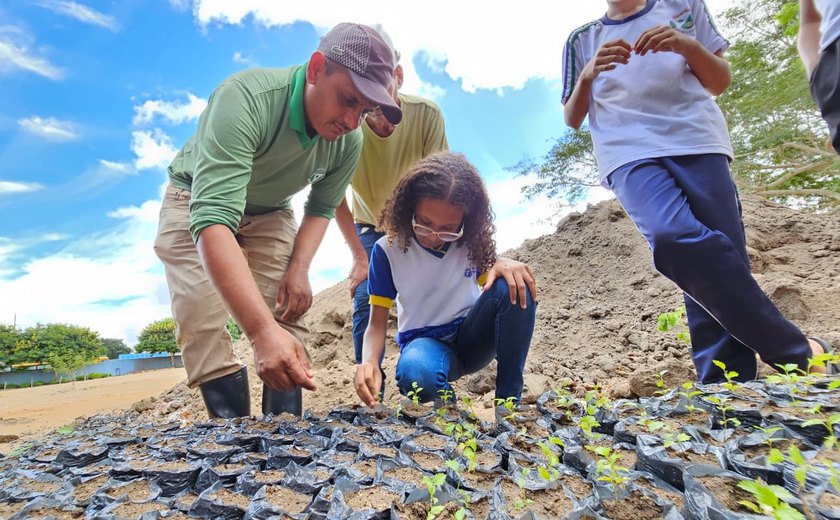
[347,72,403,125]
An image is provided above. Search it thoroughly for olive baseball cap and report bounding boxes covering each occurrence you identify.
[318,23,403,125]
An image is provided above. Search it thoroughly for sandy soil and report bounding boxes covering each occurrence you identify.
[0,368,186,441]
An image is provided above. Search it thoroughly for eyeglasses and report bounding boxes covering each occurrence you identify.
[412,216,464,242]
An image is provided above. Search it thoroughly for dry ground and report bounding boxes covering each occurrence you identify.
[0,368,186,441]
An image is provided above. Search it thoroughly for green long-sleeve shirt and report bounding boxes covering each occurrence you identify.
[167,64,363,242]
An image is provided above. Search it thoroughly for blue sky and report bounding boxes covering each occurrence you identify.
[0,0,731,345]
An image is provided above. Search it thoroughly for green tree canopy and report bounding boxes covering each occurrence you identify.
[136,318,179,355]
[102,338,132,359]
[515,0,839,213]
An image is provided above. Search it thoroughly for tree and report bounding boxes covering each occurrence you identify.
[102,338,132,359]
[136,318,179,365]
[46,349,89,384]
[26,323,105,365]
[515,0,839,212]
[0,324,23,368]
[717,0,839,212]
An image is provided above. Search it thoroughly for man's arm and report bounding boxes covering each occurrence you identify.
[197,224,315,391]
[799,0,823,76]
[334,198,369,298]
[354,304,389,406]
[277,214,330,321]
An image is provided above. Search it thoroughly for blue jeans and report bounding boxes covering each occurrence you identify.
[394,278,536,403]
[352,224,386,364]
[608,154,811,383]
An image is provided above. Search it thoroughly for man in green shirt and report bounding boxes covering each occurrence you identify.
[333,28,448,396]
[154,23,402,419]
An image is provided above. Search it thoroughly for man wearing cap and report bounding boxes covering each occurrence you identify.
[332,26,448,397]
[153,22,402,419]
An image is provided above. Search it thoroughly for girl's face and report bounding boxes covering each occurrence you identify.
[412,198,464,250]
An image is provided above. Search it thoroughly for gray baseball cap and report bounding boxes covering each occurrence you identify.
[318,23,403,125]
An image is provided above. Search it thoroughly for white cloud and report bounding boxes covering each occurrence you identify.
[131,129,178,170]
[99,159,132,172]
[0,200,170,345]
[232,51,256,66]
[133,93,207,126]
[0,27,64,80]
[34,0,119,31]
[18,116,78,141]
[188,0,734,93]
[0,180,44,195]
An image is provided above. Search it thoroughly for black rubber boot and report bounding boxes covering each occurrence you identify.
[262,384,302,417]
[198,366,251,419]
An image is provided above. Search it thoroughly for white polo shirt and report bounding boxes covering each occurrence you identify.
[562,0,734,185]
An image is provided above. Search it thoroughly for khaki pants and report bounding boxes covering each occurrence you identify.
[153,184,309,387]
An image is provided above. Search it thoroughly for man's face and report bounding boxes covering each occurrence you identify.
[364,64,403,137]
[305,56,379,141]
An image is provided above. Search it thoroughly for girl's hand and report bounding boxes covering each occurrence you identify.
[354,361,382,408]
[634,26,697,56]
[581,39,632,82]
[483,257,538,309]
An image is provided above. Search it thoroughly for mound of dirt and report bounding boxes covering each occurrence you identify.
[136,194,840,423]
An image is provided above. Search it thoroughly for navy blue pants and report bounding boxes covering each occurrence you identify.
[608,154,811,383]
[811,36,840,155]
[352,224,386,364]
[395,279,536,403]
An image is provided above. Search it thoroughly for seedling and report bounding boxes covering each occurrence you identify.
[437,388,454,406]
[422,472,447,519]
[636,413,666,434]
[654,369,670,396]
[736,478,804,520]
[461,396,478,421]
[460,437,478,473]
[657,304,690,346]
[514,498,535,511]
[661,430,691,449]
[712,359,740,393]
[800,412,840,450]
[578,414,600,439]
[589,445,630,495]
[752,426,786,463]
[678,381,703,412]
[407,381,424,406]
[495,396,517,423]
[704,394,741,436]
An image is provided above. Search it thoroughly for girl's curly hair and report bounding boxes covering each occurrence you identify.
[378,151,497,272]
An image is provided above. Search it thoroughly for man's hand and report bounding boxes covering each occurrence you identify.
[483,257,538,309]
[276,266,312,321]
[582,39,632,82]
[634,25,696,56]
[347,253,369,299]
[251,325,316,391]
[354,361,382,407]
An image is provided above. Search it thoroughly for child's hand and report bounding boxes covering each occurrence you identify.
[354,361,382,408]
[483,257,538,309]
[634,26,697,56]
[582,39,632,82]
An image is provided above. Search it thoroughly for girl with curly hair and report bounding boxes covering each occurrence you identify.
[353,151,538,407]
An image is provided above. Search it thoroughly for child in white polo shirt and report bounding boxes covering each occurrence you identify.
[562,0,834,383]
[353,151,538,407]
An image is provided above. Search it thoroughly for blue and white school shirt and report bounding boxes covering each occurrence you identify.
[815,0,840,52]
[367,236,482,349]
[561,0,734,186]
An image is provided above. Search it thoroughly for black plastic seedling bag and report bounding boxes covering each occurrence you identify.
[5,471,64,502]
[186,440,243,465]
[490,474,598,520]
[281,461,333,495]
[194,461,255,493]
[723,429,799,486]
[7,497,84,520]
[264,443,316,470]
[780,447,838,494]
[635,434,725,492]
[592,480,685,520]
[325,477,403,520]
[55,443,110,469]
[682,465,802,520]
[189,480,250,520]
[242,483,313,520]
[810,482,840,520]
[536,389,586,426]
[136,460,200,497]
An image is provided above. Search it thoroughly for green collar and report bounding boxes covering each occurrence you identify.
[290,63,319,149]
